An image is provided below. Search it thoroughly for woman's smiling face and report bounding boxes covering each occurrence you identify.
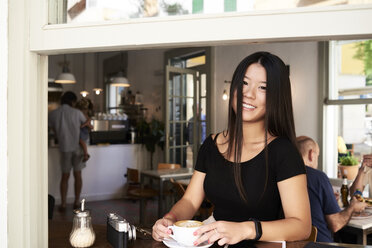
[232,63,267,123]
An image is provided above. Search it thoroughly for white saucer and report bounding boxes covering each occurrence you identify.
[163,238,213,248]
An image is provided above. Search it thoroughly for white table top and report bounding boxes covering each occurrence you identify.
[347,208,372,229]
[140,168,194,179]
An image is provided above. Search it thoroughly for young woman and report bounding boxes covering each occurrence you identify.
[152,51,311,247]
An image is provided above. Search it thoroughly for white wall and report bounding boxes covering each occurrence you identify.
[212,42,320,143]
[48,144,163,204]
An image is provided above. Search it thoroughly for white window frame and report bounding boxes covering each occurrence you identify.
[5,1,372,247]
[31,4,372,53]
[323,40,372,178]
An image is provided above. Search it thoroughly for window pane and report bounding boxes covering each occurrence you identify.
[169,122,185,147]
[168,98,173,120]
[329,40,372,100]
[49,0,372,24]
[170,72,181,96]
[224,0,236,12]
[338,104,372,162]
[201,73,207,97]
[186,98,194,121]
[185,74,194,97]
[201,97,206,116]
[174,123,182,146]
[186,146,193,168]
[186,55,205,68]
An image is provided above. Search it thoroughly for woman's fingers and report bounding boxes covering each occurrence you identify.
[217,237,229,246]
[152,218,173,241]
[208,228,223,244]
[194,222,227,246]
[194,221,249,246]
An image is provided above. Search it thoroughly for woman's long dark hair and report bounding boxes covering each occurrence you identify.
[225,51,297,202]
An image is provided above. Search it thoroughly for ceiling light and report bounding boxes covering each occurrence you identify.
[80,91,89,97]
[93,88,103,95]
[222,89,228,101]
[55,55,76,84]
[111,71,130,87]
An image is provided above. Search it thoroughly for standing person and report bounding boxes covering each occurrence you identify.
[48,91,87,211]
[297,136,366,242]
[75,98,94,163]
[152,51,311,246]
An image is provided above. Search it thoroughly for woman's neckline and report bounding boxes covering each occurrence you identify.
[210,134,279,164]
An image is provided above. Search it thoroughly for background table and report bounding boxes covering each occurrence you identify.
[343,209,372,245]
[140,168,194,224]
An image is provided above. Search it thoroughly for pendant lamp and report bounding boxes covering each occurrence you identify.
[111,52,130,87]
[55,55,76,84]
[93,53,103,95]
[80,54,89,98]
[222,80,230,101]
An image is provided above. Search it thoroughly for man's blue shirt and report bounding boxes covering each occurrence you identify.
[306,166,341,242]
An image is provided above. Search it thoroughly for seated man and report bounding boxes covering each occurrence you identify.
[297,136,367,242]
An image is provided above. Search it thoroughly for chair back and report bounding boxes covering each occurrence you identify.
[170,178,186,195]
[126,168,140,184]
[157,163,181,170]
[306,225,318,242]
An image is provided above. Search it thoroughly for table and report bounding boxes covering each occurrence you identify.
[49,220,372,248]
[49,220,111,248]
[140,168,194,224]
[343,209,372,245]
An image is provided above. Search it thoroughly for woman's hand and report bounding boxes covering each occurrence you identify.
[193,221,255,246]
[362,154,372,169]
[152,218,174,241]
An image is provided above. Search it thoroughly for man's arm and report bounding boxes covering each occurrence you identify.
[350,166,367,197]
[350,154,372,196]
[325,197,367,233]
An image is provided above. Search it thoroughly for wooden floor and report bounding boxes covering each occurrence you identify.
[51,198,158,227]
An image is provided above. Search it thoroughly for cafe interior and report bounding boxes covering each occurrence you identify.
[3,0,372,247]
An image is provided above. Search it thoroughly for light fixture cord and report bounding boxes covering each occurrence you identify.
[83,54,86,90]
[96,53,99,89]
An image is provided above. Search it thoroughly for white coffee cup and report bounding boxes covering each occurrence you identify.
[168,220,203,246]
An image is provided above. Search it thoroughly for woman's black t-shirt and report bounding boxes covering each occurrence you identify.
[195,134,306,222]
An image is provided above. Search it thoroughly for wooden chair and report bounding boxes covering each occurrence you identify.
[157,163,181,170]
[306,225,318,242]
[170,178,186,201]
[169,178,214,221]
[124,168,158,225]
[125,168,158,199]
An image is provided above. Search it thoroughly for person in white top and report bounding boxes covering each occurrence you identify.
[49,91,87,212]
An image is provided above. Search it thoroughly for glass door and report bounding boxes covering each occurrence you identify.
[166,66,199,167]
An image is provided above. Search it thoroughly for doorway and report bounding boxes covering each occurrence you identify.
[164,48,211,167]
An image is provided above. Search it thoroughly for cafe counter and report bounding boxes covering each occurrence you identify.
[48,144,161,204]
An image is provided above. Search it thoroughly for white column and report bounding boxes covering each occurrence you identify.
[8,0,48,247]
[0,0,8,246]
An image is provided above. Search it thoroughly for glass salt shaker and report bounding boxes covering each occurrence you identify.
[69,199,96,248]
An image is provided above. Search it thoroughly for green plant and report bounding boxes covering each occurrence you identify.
[339,155,359,166]
[137,119,165,169]
[354,40,372,85]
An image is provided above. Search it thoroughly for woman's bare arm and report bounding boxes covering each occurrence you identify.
[166,171,206,221]
[259,174,311,241]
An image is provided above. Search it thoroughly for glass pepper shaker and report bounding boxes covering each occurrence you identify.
[69,199,96,248]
